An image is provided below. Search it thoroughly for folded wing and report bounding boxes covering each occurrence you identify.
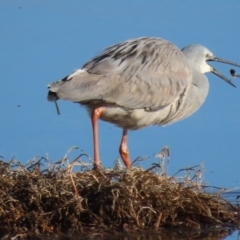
[49,37,191,110]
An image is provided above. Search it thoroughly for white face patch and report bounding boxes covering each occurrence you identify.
[201,62,212,73]
[67,69,85,80]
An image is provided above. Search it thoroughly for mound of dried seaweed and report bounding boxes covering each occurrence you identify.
[0,151,239,239]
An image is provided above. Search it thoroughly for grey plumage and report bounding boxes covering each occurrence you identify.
[49,38,189,111]
[47,37,240,166]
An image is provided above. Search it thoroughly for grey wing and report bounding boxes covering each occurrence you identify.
[50,37,191,110]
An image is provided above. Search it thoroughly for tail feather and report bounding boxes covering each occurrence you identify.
[47,70,104,103]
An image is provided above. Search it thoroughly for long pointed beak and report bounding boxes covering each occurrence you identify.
[208,56,240,88]
[209,56,240,68]
[211,67,236,87]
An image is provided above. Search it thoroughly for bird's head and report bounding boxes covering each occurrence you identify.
[182,44,240,87]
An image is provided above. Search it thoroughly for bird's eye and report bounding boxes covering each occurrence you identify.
[205,53,210,58]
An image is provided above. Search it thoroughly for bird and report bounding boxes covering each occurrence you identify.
[47,37,240,168]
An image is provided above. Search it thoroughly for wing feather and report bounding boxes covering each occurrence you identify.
[50,37,191,110]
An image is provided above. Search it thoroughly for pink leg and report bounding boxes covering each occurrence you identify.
[119,129,131,167]
[91,107,104,166]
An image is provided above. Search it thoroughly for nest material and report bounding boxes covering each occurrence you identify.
[0,154,239,239]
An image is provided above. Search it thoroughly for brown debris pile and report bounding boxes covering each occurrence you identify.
[0,154,239,239]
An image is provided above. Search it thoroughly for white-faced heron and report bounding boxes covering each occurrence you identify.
[47,37,240,167]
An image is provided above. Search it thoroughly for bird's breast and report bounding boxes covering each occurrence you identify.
[165,74,209,124]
